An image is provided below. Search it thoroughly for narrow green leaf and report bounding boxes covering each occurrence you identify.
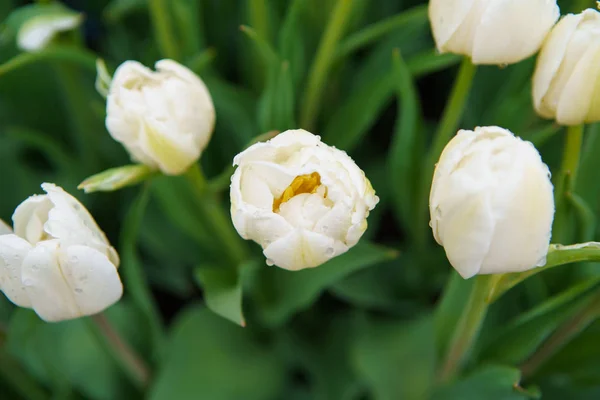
[4,126,74,172]
[480,278,600,365]
[0,46,96,77]
[352,315,435,400]
[336,4,428,59]
[254,242,398,326]
[487,242,600,303]
[300,0,354,130]
[171,0,204,58]
[0,349,49,400]
[149,308,285,400]
[278,0,307,89]
[567,192,596,242]
[240,25,279,66]
[433,365,532,400]
[120,185,166,360]
[103,0,146,22]
[186,48,216,75]
[194,266,245,327]
[324,50,461,152]
[388,49,421,233]
[78,164,157,193]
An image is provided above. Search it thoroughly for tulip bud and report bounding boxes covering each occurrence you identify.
[106,60,215,175]
[429,0,560,65]
[532,9,600,125]
[429,127,554,279]
[0,183,122,322]
[230,129,379,271]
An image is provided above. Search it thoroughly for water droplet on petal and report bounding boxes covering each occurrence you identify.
[69,255,79,264]
[22,279,33,286]
[266,258,274,266]
[325,247,335,256]
[74,288,83,294]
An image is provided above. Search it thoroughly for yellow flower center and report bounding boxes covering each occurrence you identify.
[273,172,323,212]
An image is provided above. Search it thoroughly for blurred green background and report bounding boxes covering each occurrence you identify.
[1,0,600,399]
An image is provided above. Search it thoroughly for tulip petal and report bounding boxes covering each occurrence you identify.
[20,240,81,322]
[472,0,559,65]
[0,234,33,307]
[263,229,345,271]
[41,183,119,266]
[12,194,53,245]
[439,192,495,279]
[57,245,123,318]
[428,0,476,52]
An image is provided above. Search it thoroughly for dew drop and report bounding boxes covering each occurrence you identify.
[22,279,33,286]
[266,258,274,266]
[74,288,83,294]
[69,255,79,264]
[325,247,335,256]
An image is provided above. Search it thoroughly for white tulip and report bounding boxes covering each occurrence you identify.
[532,9,600,125]
[230,129,379,271]
[0,183,122,322]
[429,0,560,65]
[430,127,554,279]
[106,59,215,175]
[17,11,82,52]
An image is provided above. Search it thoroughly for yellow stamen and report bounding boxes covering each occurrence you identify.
[273,172,322,212]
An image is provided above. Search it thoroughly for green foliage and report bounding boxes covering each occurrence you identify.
[1,0,600,399]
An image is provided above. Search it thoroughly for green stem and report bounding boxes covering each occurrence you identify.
[184,164,248,266]
[300,0,354,130]
[148,0,180,59]
[0,46,96,78]
[0,350,49,400]
[438,275,493,383]
[86,313,150,390]
[553,124,585,241]
[416,58,477,248]
[520,289,600,377]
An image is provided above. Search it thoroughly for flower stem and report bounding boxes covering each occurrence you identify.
[520,289,600,378]
[148,0,180,59]
[87,313,150,390]
[416,58,477,248]
[300,0,354,130]
[553,124,585,242]
[438,275,493,383]
[184,164,248,266]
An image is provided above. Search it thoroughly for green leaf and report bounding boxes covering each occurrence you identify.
[0,45,97,78]
[78,164,157,193]
[388,49,420,234]
[487,242,600,303]
[149,307,285,400]
[432,365,533,400]
[278,0,307,89]
[120,185,166,360]
[335,4,428,59]
[352,315,435,400]
[194,266,244,326]
[254,242,398,326]
[435,271,474,358]
[323,50,460,152]
[480,278,600,365]
[103,0,146,23]
[6,304,146,400]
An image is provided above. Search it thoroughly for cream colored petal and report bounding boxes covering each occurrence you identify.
[428,0,476,51]
[17,13,82,52]
[533,13,582,117]
[56,245,123,318]
[263,229,345,271]
[42,183,113,254]
[438,191,496,279]
[12,194,52,244]
[480,155,553,274]
[20,240,81,322]
[138,119,197,175]
[0,234,33,307]
[472,0,559,64]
